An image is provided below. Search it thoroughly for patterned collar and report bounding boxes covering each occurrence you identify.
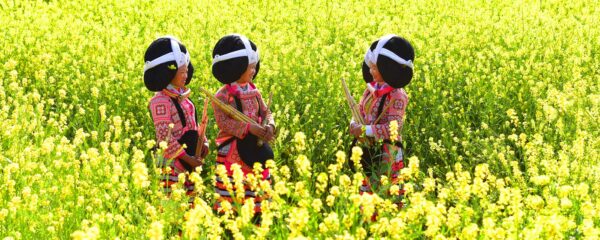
[162,84,191,102]
[367,82,394,97]
[226,82,256,97]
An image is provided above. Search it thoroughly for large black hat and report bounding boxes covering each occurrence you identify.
[362,35,415,88]
[143,36,194,91]
[211,34,260,84]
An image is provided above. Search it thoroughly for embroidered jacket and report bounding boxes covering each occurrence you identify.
[351,82,408,141]
[213,84,274,146]
[149,91,197,159]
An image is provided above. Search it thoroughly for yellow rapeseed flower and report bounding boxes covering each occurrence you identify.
[295,154,312,177]
[316,172,328,194]
[294,132,306,151]
[351,147,363,170]
[461,223,479,240]
[132,162,150,189]
[389,120,399,142]
[389,185,400,196]
[335,150,346,166]
[146,221,163,240]
[326,195,335,207]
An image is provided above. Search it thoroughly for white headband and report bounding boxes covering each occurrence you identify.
[144,36,191,72]
[212,34,259,65]
[364,34,414,69]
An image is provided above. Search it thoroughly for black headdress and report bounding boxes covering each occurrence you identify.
[143,36,194,91]
[362,35,415,88]
[211,34,260,84]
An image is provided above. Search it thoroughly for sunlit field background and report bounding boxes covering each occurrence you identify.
[1,0,599,239]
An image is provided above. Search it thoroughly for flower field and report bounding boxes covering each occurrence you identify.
[1,0,599,239]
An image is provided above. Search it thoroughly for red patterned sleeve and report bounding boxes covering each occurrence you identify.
[213,92,250,139]
[149,97,184,159]
[371,90,408,141]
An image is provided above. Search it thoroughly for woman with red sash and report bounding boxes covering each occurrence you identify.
[210,34,275,218]
[349,35,415,206]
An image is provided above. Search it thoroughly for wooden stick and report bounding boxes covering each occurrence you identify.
[342,78,374,144]
[257,93,273,147]
[199,87,258,124]
[195,98,209,157]
[341,78,365,125]
[199,87,271,144]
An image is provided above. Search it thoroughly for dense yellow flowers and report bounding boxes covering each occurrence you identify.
[1,0,599,239]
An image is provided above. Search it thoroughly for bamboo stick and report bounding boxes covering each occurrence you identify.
[341,78,365,125]
[199,87,272,145]
[199,87,258,125]
[195,98,209,157]
[342,78,366,144]
[257,92,273,147]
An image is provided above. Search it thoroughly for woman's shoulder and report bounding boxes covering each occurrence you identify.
[149,92,171,106]
[215,86,230,98]
[390,88,408,101]
[245,86,261,98]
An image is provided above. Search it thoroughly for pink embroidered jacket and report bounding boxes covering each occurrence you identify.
[149,91,197,159]
[351,84,408,141]
[213,85,274,146]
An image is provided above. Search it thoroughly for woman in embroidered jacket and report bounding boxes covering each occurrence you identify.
[349,35,415,203]
[143,36,209,201]
[210,34,275,215]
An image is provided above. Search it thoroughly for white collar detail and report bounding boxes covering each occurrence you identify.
[167,84,191,96]
[231,82,254,93]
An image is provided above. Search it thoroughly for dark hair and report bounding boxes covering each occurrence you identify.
[143,38,194,91]
[211,35,260,84]
[362,36,414,88]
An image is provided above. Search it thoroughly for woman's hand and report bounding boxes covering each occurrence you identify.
[349,124,364,138]
[199,140,209,159]
[181,154,203,168]
[249,123,266,138]
[263,124,275,142]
